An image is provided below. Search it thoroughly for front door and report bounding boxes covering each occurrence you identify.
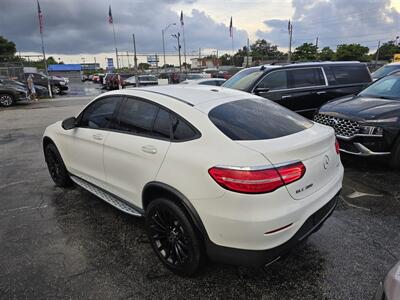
[67,96,122,188]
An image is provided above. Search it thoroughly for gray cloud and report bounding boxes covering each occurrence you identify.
[0,0,247,55]
[256,0,400,50]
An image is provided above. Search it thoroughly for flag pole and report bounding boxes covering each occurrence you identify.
[180,11,187,72]
[37,0,52,98]
[112,19,119,69]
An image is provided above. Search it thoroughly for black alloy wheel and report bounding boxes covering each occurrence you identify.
[52,85,61,95]
[146,199,204,276]
[44,143,73,187]
[0,94,15,107]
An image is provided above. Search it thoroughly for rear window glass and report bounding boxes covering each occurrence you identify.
[288,68,325,88]
[209,99,313,140]
[325,65,370,85]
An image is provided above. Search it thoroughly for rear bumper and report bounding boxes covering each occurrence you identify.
[205,192,339,267]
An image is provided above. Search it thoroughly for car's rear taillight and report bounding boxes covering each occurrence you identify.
[335,138,340,155]
[208,162,306,194]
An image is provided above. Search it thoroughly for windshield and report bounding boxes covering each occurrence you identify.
[186,74,202,80]
[222,68,263,91]
[359,75,400,99]
[372,65,400,79]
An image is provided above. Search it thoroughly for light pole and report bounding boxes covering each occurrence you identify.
[162,23,176,69]
[172,33,182,71]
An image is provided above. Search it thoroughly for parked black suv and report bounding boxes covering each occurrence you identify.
[0,80,28,107]
[223,62,372,118]
[25,72,68,95]
[314,73,400,168]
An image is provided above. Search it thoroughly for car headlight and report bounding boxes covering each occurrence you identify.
[364,117,398,123]
[59,81,66,85]
[359,125,384,136]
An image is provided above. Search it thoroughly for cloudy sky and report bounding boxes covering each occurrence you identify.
[1,0,399,66]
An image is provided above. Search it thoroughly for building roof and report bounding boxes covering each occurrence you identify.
[48,64,81,71]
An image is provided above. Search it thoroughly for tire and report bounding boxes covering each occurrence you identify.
[390,137,400,170]
[52,85,61,95]
[44,143,73,187]
[145,198,205,276]
[0,93,15,107]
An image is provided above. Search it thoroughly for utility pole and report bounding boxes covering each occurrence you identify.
[155,54,159,74]
[315,36,319,59]
[172,33,182,71]
[132,34,139,87]
[375,40,381,68]
[126,51,131,70]
[215,50,219,70]
[288,20,293,63]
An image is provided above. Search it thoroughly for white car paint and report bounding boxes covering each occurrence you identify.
[43,85,343,251]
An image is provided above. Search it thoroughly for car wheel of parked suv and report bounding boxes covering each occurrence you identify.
[145,198,205,276]
[390,138,400,170]
[44,143,73,187]
[0,93,15,107]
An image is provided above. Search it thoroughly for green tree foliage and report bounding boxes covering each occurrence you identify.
[292,43,318,61]
[250,39,283,60]
[138,62,150,70]
[318,47,335,61]
[336,44,369,61]
[0,36,17,62]
[219,53,232,66]
[374,41,400,61]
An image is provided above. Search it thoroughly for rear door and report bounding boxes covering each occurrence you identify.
[103,97,171,206]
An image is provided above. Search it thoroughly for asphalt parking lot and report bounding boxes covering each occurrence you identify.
[1,98,399,299]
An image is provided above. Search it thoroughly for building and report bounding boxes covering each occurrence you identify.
[190,57,221,69]
[48,64,82,81]
[81,63,100,71]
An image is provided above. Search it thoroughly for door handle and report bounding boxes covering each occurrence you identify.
[141,145,157,154]
[281,95,292,99]
[316,91,326,95]
[92,133,103,141]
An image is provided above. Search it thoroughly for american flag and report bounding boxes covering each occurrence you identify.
[180,11,184,26]
[229,17,233,38]
[108,5,113,24]
[37,0,44,34]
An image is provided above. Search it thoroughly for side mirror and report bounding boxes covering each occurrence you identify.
[62,117,77,130]
[254,87,270,94]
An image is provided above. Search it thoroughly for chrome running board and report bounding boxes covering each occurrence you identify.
[70,175,143,217]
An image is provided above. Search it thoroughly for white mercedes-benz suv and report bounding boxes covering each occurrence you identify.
[43,85,343,276]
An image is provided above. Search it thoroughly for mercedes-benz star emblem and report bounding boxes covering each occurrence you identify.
[323,155,330,170]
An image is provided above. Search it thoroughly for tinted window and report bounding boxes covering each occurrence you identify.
[115,99,158,135]
[257,70,288,90]
[171,115,197,140]
[288,68,325,88]
[80,97,121,129]
[209,99,313,141]
[223,68,263,91]
[359,75,400,99]
[153,109,171,138]
[372,65,400,79]
[327,65,370,85]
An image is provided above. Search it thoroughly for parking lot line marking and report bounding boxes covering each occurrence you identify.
[346,191,383,199]
[340,195,371,211]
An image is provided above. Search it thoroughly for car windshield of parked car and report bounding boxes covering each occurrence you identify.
[372,65,400,79]
[222,68,263,91]
[359,75,400,99]
[209,98,313,140]
[186,74,203,80]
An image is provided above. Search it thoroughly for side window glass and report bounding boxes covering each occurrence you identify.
[152,109,171,139]
[171,115,197,141]
[288,68,325,88]
[115,98,158,135]
[80,97,121,129]
[329,66,370,84]
[257,70,288,90]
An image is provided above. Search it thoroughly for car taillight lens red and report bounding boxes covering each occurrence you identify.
[208,162,306,194]
[335,138,340,155]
